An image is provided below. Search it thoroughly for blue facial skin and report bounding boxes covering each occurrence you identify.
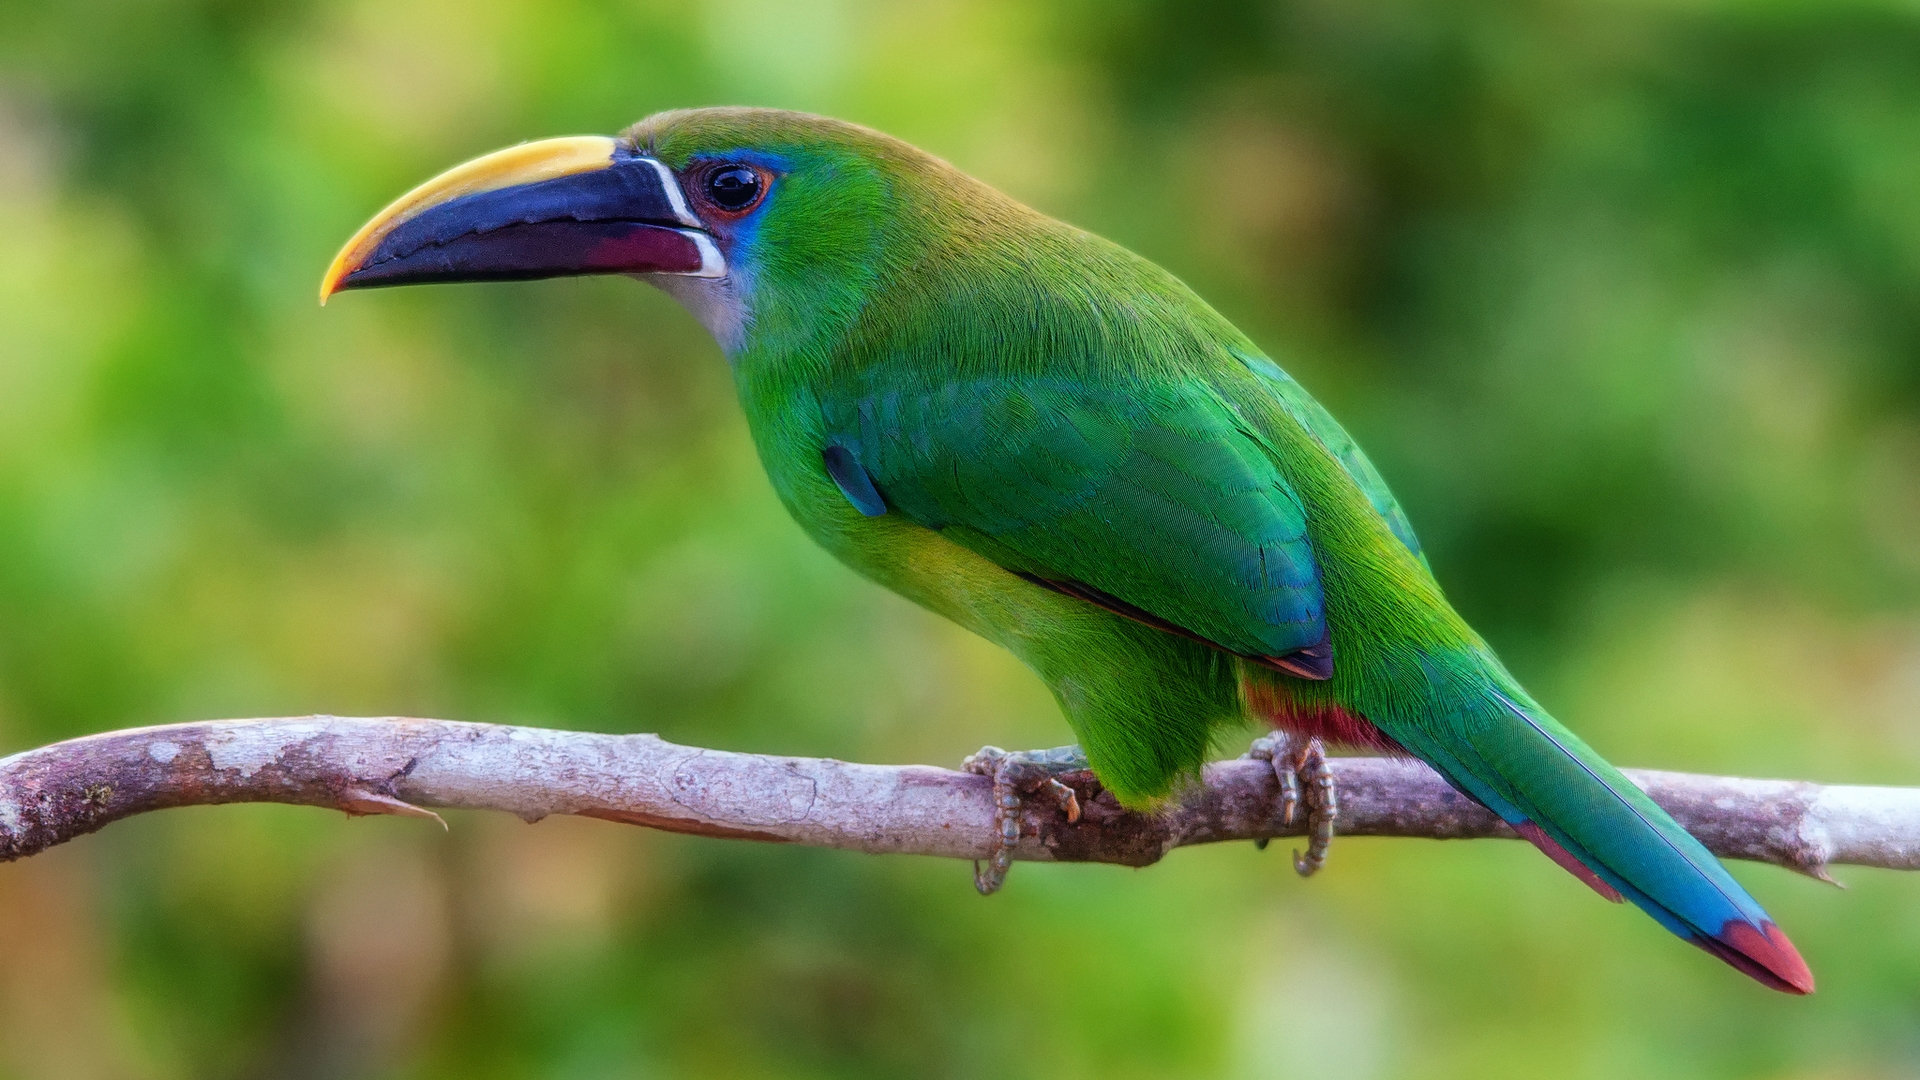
[677,148,790,258]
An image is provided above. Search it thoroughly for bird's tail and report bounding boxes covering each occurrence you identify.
[1390,660,1814,994]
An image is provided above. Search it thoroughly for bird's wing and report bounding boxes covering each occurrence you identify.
[1232,349,1425,566]
[819,374,1330,674]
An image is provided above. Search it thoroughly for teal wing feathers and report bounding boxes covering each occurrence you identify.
[818,375,1329,665]
[1233,349,1425,566]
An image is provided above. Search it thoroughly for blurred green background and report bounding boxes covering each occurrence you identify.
[2,0,1918,1076]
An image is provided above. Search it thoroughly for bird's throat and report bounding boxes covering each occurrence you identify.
[647,271,752,359]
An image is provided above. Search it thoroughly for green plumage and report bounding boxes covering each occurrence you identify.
[375,106,1808,991]
[638,107,1460,801]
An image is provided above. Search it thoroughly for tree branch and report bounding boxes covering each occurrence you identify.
[0,716,1913,879]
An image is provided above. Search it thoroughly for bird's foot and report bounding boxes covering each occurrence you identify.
[1247,732,1339,877]
[962,744,1089,895]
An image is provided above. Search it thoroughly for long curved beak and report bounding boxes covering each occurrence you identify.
[319,136,724,304]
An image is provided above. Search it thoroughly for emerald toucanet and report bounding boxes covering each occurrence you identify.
[321,108,1813,993]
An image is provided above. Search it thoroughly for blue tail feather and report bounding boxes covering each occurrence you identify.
[1390,659,1813,994]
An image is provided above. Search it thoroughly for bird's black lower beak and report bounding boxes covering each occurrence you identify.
[320,136,723,302]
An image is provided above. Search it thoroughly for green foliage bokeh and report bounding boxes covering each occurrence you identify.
[1,0,1918,1076]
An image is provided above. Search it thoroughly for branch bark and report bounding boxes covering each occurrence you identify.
[0,716,1914,879]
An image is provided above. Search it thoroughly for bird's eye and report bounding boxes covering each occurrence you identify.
[706,166,763,211]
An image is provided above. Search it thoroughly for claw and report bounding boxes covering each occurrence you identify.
[1290,737,1338,877]
[1046,779,1081,823]
[963,745,1090,894]
[1246,731,1339,877]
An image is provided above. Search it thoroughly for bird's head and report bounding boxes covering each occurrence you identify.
[322,108,980,360]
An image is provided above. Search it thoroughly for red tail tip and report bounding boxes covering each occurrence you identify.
[1702,920,1815,995]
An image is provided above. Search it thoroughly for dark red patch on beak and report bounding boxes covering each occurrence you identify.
[325,146,718,297]
[338,219,706,290]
